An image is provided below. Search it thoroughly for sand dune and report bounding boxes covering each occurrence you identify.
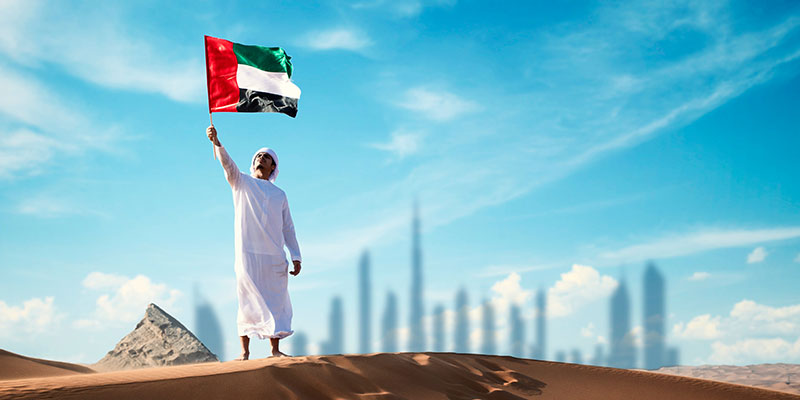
[656,364,800,396]
[0,350,95,381]
[1,352,798,399]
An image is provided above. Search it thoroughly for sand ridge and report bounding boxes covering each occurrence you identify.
[1,352,799,399]
[0,350,95,381]
[656,364,800,395]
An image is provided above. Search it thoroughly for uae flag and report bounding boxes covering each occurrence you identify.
[204,35,300,118]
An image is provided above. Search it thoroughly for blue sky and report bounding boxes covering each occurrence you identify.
[1,0,799,366]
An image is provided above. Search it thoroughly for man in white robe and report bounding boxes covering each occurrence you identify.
[207,125,302,359]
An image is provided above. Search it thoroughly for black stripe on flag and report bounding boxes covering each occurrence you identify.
[237,89,298,118]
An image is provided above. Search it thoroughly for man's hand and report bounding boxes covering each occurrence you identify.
[290,260,301,276]
[207,125,221,146]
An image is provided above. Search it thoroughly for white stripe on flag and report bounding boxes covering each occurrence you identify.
[236,64,301,99]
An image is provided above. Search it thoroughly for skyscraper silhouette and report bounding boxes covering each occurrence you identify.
[534,288,546,360]
[322,296,344,354]
[643,262,665,370]
[292,331,308,356]
[509,303,525,357]
[193,286,224,361]
[609,279,636,368]
[454,287,470,353]
[570,348,583,364]
[590,344,605,366]
[433,304,445,352]
[408,202,425,351]
[481,299,496,355]
[359,250,371,354]
[382,291,398,352]
[666,346,680,367]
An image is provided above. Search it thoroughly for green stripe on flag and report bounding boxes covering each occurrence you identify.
[232,43,293,78]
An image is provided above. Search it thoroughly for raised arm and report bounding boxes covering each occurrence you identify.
[207,125,241,188]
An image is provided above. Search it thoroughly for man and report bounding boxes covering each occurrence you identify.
[207,125,302,359]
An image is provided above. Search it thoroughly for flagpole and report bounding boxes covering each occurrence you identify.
[210,112,216,160]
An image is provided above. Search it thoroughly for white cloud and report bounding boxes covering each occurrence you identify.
[395,87,479,122]
[0,1,203,102]
[746,246,767,263]
[795,253,800,263]
[676,299,800,363]
[0,296,61,337]
[350,0,456,17]
[490,272,533,307]
[0,129,69,179]
[600,227,800,264]
[548,265,618,317]
[0,66,123,179]
[630,325,644,348]
[729,300,800,335]
[673,314,723,339]
[301,28,371,51]
[581,323,596,338]
[709,337,800,364]
[369,130,423,159]
[16,194,108,219]
[688,271,711,281]
[678,300,800,340]
[82,272,181,323]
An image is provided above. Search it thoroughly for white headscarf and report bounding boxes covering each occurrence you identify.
[250,147,279,182]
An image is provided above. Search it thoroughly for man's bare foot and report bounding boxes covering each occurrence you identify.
[270,350,289,358]
[234,352,250,361]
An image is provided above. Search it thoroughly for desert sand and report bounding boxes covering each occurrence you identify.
[2,351,799,400]
[655,364,800,396]
[0,350,95,381]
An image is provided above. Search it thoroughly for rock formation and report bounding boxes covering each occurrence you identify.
[94,303,218,371]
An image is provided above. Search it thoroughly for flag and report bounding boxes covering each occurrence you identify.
[204,35,301,118]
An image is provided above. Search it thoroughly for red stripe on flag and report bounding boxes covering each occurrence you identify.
[205,36,239,113]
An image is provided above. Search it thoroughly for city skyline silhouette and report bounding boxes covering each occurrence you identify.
[312,204,682,369]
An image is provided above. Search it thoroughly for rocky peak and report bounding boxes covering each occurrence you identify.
[94,303,219,371]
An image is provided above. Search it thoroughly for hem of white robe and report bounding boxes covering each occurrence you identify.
[239,328,294,340]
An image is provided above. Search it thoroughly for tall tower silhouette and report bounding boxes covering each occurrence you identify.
[359,250,371,354]
[590,343,605,366]
[454,287,470,353]
[609,279,636,368]
[570,348,583,364]
[322,296,344,354]
[408,201,425,351]
[481,299,496,355]
[193,285,225,361]
[643,262,665,370]
[433,304,445,352]
[292,331,308,356]
[381,291,398,352]
[534,288,546,360]
[509,304,525,357]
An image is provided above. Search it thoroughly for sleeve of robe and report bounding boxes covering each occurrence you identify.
[283,197,302,263]
[214,145,242,188]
